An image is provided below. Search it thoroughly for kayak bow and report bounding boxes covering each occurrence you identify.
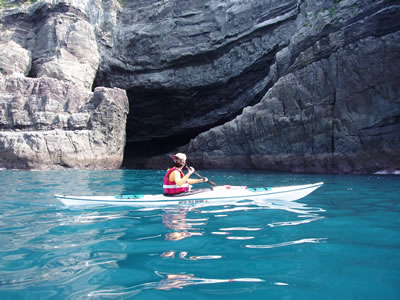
[55,182,323,207]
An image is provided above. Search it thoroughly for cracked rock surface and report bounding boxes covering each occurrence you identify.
[0,76,128,169]
[0,0,399,173]
[114,0,399,174]
[0,0,128,169]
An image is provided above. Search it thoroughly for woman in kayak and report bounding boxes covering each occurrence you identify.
[163,153,208,195]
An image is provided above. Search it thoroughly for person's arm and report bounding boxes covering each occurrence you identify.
[186,168,208,184]
[170,168,194,186]
[188,178,207,184]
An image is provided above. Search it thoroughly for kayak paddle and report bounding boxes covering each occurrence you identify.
[185,165,217,187]
[168,154,216,187]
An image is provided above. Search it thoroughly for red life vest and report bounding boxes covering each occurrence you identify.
[163,167,189,194]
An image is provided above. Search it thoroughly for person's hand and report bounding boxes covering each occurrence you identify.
[187,167,195,175]
[202,177,209,183]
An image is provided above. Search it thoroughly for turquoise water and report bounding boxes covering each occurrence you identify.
[0,169,399,299]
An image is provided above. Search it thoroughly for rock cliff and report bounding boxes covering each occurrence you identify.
[0,0,129,169]
[0,0,399,173]
[109,0,399,174]
[0,76,128,169]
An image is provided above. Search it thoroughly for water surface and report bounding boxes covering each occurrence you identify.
[0,169,399,299]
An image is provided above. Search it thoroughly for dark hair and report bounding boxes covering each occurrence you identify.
[173,161,185,168]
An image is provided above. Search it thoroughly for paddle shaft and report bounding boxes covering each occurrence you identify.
[168,154,216,187]
[186,165,216,187]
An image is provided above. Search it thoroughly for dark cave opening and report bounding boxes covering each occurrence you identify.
[122,133,195,168]
[109,41,279,169]
[120,90,236,168]
[119,57,276,168]
[120,83,236,168]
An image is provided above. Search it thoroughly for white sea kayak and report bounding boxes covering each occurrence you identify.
[55,182,323,208]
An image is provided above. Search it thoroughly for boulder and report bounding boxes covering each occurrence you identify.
[0,40,32,76]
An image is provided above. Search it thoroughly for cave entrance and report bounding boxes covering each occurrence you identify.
[122,134,195,169]
[120,86,219,169]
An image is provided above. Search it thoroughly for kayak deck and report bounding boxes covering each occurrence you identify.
[55,182,324,207]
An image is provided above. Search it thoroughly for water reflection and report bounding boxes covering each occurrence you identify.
[0,168,327,296]
[245,238,328,249]
[162,208,208,241]
[0,208,128,290]
[160,250,222,260]
[198,199,325,215]
[88,271,264,296]
[154,272,263,290]
[159,199,326,243]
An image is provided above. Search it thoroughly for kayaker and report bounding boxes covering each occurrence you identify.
[163,153,208,195]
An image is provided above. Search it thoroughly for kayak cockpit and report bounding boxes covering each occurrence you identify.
[163,188,212,197]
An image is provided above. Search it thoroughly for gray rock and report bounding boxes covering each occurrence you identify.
[182,32,400,174]
[0,0,129,170]
[0,40,32,76]
[0,0,399,173]
[102,0,300,145]
[32,14,100,89]
[113,0,400,174]
[0,75,129,169]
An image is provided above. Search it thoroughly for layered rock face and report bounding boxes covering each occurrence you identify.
[101,0,398,174]
[184,32,400,173]
[0,76,128,169]
[0,0,399,173]
[0,0,129,169]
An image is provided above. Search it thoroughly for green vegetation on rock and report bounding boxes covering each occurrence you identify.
[0,0,37,9]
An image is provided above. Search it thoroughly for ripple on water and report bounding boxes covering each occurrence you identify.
[1,170,399,299]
